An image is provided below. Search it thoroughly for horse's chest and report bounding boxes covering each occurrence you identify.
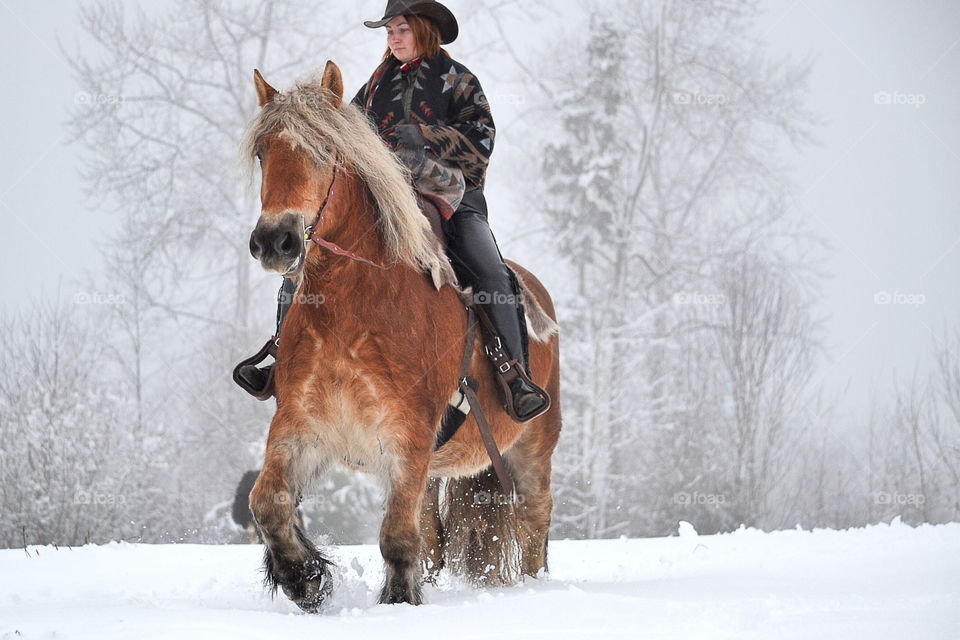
[304,368,392,469]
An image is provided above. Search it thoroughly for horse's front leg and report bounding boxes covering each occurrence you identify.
[379,448,431,605]
[249,413,333,613]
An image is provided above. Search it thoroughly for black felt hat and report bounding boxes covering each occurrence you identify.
[363,0,459,45]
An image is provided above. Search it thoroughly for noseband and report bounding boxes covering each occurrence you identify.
[302,160,396,271]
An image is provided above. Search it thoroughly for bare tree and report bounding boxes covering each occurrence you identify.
[932,330,960,515]
[66,0,374,333]
[892,371,935,522]
[854,335,960,527]
[710,253,817,526]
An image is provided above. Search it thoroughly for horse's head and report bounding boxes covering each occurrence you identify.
[241,63,454,289]
[245,63,345,277]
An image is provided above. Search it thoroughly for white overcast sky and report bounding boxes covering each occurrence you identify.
[0,0,958,419]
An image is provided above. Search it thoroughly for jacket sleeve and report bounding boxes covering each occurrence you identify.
[350,84,366,109]
[417,68,495,190]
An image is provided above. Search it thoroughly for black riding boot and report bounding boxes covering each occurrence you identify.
[234,277,297,398]
[442,190,549,422]
[477,295,549,422]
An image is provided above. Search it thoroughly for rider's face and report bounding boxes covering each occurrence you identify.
[386,16,419,63]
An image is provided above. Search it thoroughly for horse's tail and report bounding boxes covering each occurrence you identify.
[441,469,522,586]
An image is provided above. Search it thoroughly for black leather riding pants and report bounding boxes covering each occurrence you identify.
[441,189,530,373]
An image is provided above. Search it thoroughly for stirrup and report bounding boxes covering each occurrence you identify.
[497,359,551,423]
[232,337,278,401]
[481,335,551,423]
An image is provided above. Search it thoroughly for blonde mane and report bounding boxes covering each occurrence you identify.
[240,75,454,289]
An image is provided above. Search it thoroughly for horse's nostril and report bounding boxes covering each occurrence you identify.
[251,224,299,266]
[276,230,298,258]
[249,232,263,260]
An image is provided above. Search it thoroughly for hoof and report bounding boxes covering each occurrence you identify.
[264,542,334,614]
[281,560,333,613]
[378,577,423,605]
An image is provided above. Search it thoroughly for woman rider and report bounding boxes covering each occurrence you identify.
[236,0,548,422]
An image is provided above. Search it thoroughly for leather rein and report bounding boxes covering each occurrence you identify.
[302,161,396,271]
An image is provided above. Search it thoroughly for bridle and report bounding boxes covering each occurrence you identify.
[299,158,396,272]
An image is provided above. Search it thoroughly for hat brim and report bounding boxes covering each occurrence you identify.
[363,2,459,45]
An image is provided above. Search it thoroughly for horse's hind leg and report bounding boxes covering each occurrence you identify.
[249,417,333,613]
[379,451,430,605]
[419,477,445,582]
[506,426,559,577]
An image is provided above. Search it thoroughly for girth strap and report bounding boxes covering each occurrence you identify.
[436,306,516,497]
[460,376,516,497]
[434,306,477,449]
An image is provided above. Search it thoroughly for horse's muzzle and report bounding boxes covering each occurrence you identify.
[250,212,304,275]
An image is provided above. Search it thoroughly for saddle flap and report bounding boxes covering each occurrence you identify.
[417,194,448,248]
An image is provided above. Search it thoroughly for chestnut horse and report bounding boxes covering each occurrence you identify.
[242,61,562,611]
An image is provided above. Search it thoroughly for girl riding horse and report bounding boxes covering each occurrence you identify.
[235,0,549,422]
[238,4,562,610]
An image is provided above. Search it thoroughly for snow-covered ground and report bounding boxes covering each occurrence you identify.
[2,520,958,639]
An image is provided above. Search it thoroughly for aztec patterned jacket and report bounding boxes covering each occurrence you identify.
[352,51,496,218]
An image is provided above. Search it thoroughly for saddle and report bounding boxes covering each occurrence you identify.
[417,194,448,250]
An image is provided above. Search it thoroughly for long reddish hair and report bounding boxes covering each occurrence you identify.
[381,14,449,62]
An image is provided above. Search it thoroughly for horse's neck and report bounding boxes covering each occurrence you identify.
[302,173,391,293]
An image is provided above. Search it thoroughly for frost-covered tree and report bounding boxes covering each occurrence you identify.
[0,298,146,546]
[542,0,822,537]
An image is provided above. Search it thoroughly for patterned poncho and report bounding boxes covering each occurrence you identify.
[352,52,496,218]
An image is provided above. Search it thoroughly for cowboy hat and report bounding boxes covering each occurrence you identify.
[363,0,459,45]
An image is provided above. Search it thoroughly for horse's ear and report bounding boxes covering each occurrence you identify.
[253,69,278,107]
[321,60,344,106]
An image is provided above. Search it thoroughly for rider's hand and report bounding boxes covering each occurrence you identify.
[394,124,428,152]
